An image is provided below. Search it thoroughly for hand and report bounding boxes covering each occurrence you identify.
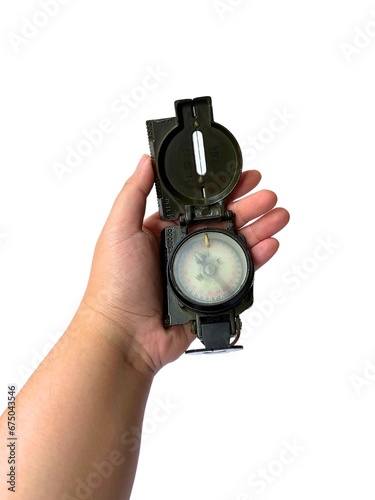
[79,154,290,376]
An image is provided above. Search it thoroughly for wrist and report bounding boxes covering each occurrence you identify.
[67,297,156,382]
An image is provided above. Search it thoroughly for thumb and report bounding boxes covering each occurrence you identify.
[105,154,154,235]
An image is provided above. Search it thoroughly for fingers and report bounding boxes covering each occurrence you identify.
[228,180,290,267]
[250,238,280,270]
[240,207,290,248]
[143,164,290,267]
[105,154,154,235]
[229,189,278,229]
[145,177,275,234]
[228,169,262,202]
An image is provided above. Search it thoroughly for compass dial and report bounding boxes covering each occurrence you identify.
[170,230,250,307]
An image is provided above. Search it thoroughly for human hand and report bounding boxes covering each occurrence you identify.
[79,154,289,377]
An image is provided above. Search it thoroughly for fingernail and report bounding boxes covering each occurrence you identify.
[136,154,149,169]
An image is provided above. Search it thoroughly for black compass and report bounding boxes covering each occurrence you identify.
[146,96,254,353]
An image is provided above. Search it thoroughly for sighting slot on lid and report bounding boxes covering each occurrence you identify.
[192,130,207,176]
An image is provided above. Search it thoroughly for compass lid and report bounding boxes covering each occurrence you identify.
[146,96,243,222]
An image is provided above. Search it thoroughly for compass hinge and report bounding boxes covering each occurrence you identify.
[179,206,235,229]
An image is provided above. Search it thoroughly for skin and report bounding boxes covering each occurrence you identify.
[0,154,289,499]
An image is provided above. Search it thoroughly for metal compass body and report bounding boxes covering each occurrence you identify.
[146,96,255,352]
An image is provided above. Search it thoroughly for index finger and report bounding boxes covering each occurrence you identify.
[227,169,262,202]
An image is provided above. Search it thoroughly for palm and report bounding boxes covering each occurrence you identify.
[116,223,194,370]
[84,156,289,374]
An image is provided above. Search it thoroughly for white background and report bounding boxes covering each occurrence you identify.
[1,0,375,498]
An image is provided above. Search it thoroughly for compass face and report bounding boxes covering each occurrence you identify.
[170,230,250,307]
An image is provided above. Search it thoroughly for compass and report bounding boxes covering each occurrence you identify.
[146,96,254,353]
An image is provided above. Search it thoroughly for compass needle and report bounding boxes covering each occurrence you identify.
[211,273,231,294]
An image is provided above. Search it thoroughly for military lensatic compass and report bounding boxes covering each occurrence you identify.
[146,96,254,353]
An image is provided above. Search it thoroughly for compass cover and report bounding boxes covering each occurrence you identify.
[147,96,243,220]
